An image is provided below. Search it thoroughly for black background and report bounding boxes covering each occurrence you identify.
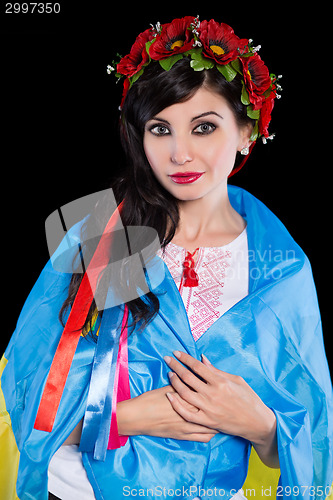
[1,3,331,373]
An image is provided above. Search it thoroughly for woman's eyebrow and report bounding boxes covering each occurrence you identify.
[149,116,170,124]
[191,111,223,122]
[149,111,223,124]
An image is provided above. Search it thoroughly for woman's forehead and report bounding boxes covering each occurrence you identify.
[147,87,232,123]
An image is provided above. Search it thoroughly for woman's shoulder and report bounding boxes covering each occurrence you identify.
[228,185,283,221]
[3,216,91,365]
[228,185,304,252]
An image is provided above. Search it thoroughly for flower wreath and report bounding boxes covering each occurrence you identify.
[107,16,282,144]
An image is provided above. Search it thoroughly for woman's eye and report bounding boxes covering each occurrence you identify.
[193,123,216,135]
[149,125,170,136]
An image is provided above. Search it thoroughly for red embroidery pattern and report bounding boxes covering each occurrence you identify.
[160,244,232,341]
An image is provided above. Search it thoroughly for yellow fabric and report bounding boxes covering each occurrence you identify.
[243,447,280,499]
[327,484,333,500]
[244,447,333,500]
[0,355,20,500]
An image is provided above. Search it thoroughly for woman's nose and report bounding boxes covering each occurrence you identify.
[170,136,193,166]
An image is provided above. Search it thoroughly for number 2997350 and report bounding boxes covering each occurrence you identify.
[5,3,61,14]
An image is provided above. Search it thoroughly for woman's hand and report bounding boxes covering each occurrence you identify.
[117,385,218,443]
[164,351,279,468]
[63,385,218,446]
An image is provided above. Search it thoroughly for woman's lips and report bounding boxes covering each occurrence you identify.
[169,172,204,184]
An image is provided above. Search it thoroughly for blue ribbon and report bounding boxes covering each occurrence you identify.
[80,303,123,461]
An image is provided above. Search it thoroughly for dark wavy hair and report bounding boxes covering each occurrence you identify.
[60,58,254,334]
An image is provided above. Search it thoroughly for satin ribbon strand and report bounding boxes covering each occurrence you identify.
[34,201,124,433]
[108,304,130,450]
[91,309,121,461]
[79,304,121,455]
[34,272,94,432]
[80,303,130,460]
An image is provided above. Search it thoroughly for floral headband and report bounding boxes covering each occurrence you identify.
[107,16,282,143]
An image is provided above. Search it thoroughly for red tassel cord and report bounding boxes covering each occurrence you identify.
[180,248,199,288]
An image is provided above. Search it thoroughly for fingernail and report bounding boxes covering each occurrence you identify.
[166,392,174,402]
[173,351,181,359]
[164,355,172,364]
[201,354,212,365]
[168,371,174,379]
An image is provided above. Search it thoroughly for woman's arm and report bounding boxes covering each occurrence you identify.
[164,351,280,469]
[117,385,218,442]
[62,351,279,465]
[62,385,218,445]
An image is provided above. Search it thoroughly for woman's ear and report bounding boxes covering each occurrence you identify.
[238,122,254,153]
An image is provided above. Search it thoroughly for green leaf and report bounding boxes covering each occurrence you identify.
[250,121,259,141]
[183,47,202,58]
[145,40,155,61]
[247,105,260,120]
[129,68,144,86]
[190,59,205,71]
[241,52,254,58]
[230,58,242,75]
[241,84,250,105]
[216,63,237,82]
[159,54,183,71]
[190,51,214,71]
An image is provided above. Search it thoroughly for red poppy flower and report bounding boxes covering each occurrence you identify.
[149,16,195,60]
[258,91,275,137]
[117,28,154,78]
[241,53,272,109]
[198,19,248,65]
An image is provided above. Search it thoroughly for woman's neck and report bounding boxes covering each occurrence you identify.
[172,189,246,252]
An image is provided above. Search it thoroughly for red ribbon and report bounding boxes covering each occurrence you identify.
[34,201,124,433]
[228,141,256,178]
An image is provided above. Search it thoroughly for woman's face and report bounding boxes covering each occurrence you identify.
[143,87,251,203]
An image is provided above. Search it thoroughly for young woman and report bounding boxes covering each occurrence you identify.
[1,16,332,500]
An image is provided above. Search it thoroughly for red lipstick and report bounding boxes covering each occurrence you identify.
[169,172,204,184]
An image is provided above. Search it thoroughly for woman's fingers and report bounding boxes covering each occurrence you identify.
[167,371,203,409]
[164,351,216,393]
[166,391,202,425]
[165,351,240,386]
[164,352,217,409]
[166,392,218,434]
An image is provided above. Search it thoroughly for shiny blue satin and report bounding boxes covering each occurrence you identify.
[79,303,123,461]
[1,186,332,500]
